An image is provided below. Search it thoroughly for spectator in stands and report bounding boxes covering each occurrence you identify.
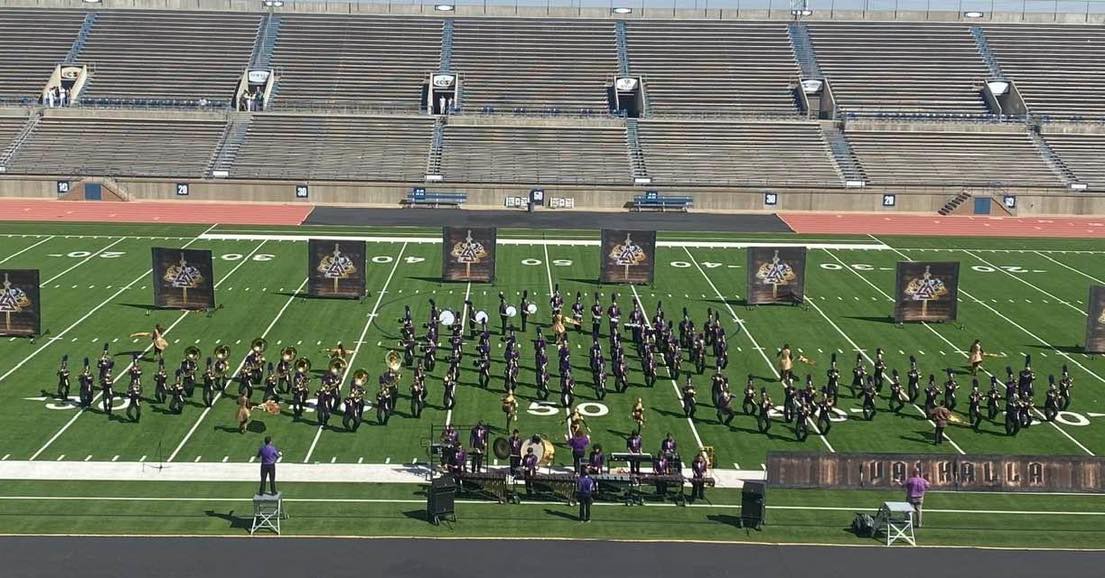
[438,95,447,116]
[45,88,55,108]
[902,468,930,527]
[58,86,68,107]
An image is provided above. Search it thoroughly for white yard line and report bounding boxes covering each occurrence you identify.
[683,247,835,452]
[41,237,127,286]
[28,239,266,461]
[303,242,409,463]
[442,281,472,430]
[963,250,1085,317]
[541,240,555,295]
[169,277,310,463]
[864,246,1096,456]
[1033,251,1105,286]
[0,229,216,388]
[0,235,55,265]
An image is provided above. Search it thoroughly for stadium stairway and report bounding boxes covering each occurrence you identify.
[615,20,630,77]
[822,125,865,185]
[64,11,97,64]
[625,118,648,181]
[440,18,454,73]
[206,115,250,178]
[427,117,445,177]
[249,11,282,70]
[937,190,972,215]
[787,22,823,80]
[1028,128,1081,188]
[0,112,40,169]
[970,25,1004,80]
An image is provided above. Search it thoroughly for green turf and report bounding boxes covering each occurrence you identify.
[1,480,1103,548]
[2,222,1105,544]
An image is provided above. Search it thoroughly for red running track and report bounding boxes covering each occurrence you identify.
[0,199,312,226]
[780,213,1105,239]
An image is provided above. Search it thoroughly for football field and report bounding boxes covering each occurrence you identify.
[1,220,1104,477]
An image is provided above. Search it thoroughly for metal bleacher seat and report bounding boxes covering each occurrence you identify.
[439,123,630,184]
[624,21,800,117]
[1039,132,1105,191]
[75,11,260,106]
[635,120,842,187]
[450,18,617,115]
[807,23,992,116]
[5,116,224,178]
[268,15,442,111]
[230,114,434,182]
[983,25,1105,120]
[846,129,1061,187]
[0,9,86,103]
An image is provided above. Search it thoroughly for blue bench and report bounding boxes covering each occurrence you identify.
[404,188,467,208]
[631,192,693,212]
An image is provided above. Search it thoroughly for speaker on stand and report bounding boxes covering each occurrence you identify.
[427,475,456,525]
[740,480,766,530]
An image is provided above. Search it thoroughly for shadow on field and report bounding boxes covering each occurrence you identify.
[1030,344,1087,355]
[204,509,252,530]
[544,509,579,522]
[844,315,898,325]
[117,303,160,312]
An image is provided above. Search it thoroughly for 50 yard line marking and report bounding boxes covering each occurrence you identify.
[0,224,218,389]
[303,242,409,463]
[862,245,1096,456]
[28,239,268,461]
[683,247,835,453]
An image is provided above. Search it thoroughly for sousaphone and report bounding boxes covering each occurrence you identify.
[295,357,312,374]
[329,356,348,376]
[184,346,201,362]
[251,338,268,355]
[214,344,231,362]
[281,346,297,363]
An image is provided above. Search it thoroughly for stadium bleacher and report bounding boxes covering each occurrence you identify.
[1039,132,1105,191]
[450,18,617,115]
[982,25,1105,120]
[268,15,442,111]
[846,128,1061,187]
[75,11,260,106]
[439,123,629,184]
[807,23,991,116]
[624,21,800,117]
[230,114,434,182]
[0,9,86,103]
[636,120,841,186]
[4,116,224,178]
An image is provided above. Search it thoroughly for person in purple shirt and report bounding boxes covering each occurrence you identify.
[257,436,282,495]
[660,432,677,457]
[522,447,539,495]
[577,471,596,522]
[626,432,643,474]
[567,430,590,474]
[902,468,931,527]
[588,444,605,474]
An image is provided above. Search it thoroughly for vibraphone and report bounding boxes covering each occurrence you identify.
[457,471,510,503]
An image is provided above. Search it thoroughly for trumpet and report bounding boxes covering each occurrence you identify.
[295,357,311,375]
[251,338,267,355]
[329,356,348,376]
[184,346,201,362]
[214,344,231,361]
[281,346,297,363]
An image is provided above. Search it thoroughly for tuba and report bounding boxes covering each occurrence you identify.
[184,346,201,362]
[214,344,230,362]
[295,357,311,375]
[251,338,268,355]
[281,346,297,363]
[328,356,348,376]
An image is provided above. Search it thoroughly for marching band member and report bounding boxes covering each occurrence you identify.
[97,344,114,383]
[943,368,959,411]
[567,427,590,475]
[968,379,983,430]
[588,444,605,474]
[590,294,603,337]
[660,432,677,459]
[375,385,392,425]
[907,356,921,403]
[125,354,143,422]
[291,365,309,419]
[410,363,426,418]
[690,451,709,502]
[153,358,168,404]
[1044,376,1060,422]
[202,358,218,408]
[987,376,1002,420]
[861,376,877,421]
[236,394,253,433]
[262,362,279,402]
[550,284,564,316]
[888,369,905,414]
[931,400,951,445]
[691,332,707,375]
[923,374,939,414]
[873,348,886,392]
[99,364,115,417]
[559,371,575,409]
[716,388,736,427]
[129,324,167,359]
[631,397,645,433]
[498,292,509,335]
[522,446,538,494]
[469,421,489,472]
[237,364,254,401]
[571,292,584,335]
[757,387,773,433]
[168,369,186,414]
[742,375,757,415]
[1058,365,1073,410]
[519,289,531,332]
[78,358,94,408]
[850,353,866,397]
[1019,356,1036,399]
[968,339,985,375]
[626,430,644,475]
[442,371,457,410]
[501,392,517,432]
[607,295,621,341]
[508,429,523,473]
[778,343,794,383]
[56,355,71,401]
[825,353,840,402]
[440,425,460,467]
[678,308,693,350]
[180,353,198,398]
[342,388,363,432]
[681,377,696,419]
[781,375,796,422]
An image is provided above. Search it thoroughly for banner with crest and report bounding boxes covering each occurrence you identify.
[151,248,215,310]
[600,230,656,285]
[308,239,366,299]
[0,269,41,336]
[1086,286,1105,353]
[442,227,496,282]
[894,261,960,323]
[746,247,806,305]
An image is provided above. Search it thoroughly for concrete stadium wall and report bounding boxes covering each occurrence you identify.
[3,175,1101,216]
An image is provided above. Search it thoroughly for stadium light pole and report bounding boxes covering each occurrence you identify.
[790,0,812,19]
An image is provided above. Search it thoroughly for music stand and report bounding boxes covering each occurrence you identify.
[250,492,287,535]
[873,501,916,546]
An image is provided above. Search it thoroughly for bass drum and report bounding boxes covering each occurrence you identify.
[521,435,556,467]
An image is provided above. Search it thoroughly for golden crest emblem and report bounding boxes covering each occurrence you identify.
[610,233,647,281]
[755,250,797,297]
[904,265,948,302]
[163,254,204,289]
[0,272,33,332]
[318,243,357,293]
[451,230,488,278]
